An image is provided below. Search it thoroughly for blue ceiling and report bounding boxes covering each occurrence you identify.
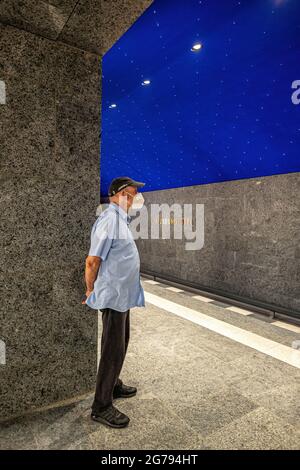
[101,0,300,197]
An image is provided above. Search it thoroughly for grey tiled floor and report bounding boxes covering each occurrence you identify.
[0,282,299,450]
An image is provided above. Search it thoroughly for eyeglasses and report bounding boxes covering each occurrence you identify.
[124,190,137,199]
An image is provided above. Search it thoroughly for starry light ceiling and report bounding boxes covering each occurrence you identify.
[100,0,300,197]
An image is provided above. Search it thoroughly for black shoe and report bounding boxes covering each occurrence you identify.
[113,383,137,399]
[91,405,130,428]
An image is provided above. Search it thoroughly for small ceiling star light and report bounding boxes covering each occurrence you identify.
[142,79,151,86]
[191,43,202,52]
[109,103,117,108]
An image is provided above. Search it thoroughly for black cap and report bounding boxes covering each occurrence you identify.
[108,176,145,197]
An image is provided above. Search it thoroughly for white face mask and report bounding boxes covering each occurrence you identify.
[126,192,145,210]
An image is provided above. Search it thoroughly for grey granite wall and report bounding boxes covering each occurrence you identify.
[0,24,100,419]
[0,0,154,55]
[137,172,300,315]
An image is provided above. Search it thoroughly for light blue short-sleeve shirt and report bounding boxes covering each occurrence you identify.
[85,202,145,312]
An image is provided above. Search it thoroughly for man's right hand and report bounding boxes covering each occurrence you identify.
[82,291,92,304]
[83,256,101,305]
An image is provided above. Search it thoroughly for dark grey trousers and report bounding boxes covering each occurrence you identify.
[92,307,130,413]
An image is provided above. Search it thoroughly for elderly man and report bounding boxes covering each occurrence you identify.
[83,176,146,428]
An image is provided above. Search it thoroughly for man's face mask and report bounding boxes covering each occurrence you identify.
[125,191,145,210]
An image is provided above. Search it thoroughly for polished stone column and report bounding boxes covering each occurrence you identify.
[0,24,100,419]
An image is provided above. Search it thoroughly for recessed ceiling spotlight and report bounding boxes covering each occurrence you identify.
[142,79,151,86]
[191,43,202,52]
[109,103,117,108]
